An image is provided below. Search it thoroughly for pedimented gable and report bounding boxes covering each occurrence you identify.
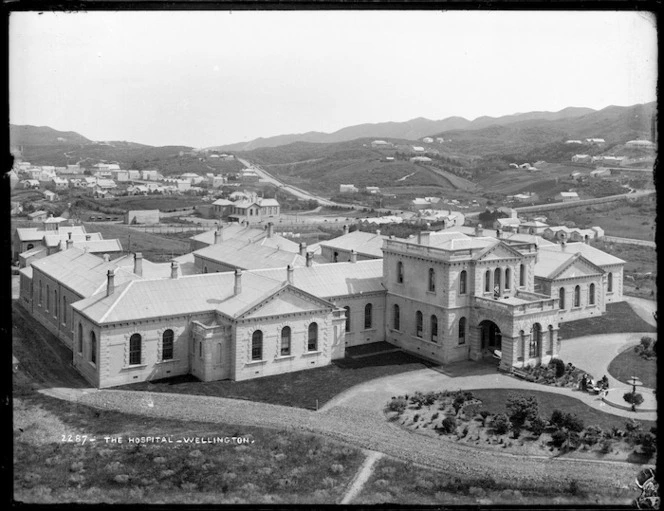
[476,242,523,262]
[240,286,333,319]
[553,256,604,280]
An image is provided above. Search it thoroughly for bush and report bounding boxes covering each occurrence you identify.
[638,432,657,457]
[623,392,644,406]
[583,425,603,446]
[491,414,510,435]
[529,416,547,437]
[599,439,613,454]
[550,410,565,429]
[506,394,539,434]
[385,397,407,415]
[440,416,457,434]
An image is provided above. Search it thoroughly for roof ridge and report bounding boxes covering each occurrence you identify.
[100,280,136,323]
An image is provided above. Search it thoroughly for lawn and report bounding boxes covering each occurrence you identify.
[608,348,657,389]
[117,351,435,410]
[354,456,638,506]
[470,388,655,431]
[13,389,364,504]
[558,301,656,339]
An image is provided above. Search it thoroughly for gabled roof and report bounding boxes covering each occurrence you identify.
[43,232,102,247]
[534,251,604,280]
[194,239,306,270]
[240,286,335,319]
[31,247,141,297]
[72,239,123,253]
[189,224,300,252]
[72,271,287,324]
[319,230,388,258]
[212,199,234,206]
[249,259,384,298]
[539,242,625,267]
[473,239,525,261]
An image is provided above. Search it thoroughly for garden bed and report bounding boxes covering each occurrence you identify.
[608,336,657,389]
[384,389,656,463]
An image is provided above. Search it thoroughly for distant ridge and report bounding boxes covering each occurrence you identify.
[207,106,597,152]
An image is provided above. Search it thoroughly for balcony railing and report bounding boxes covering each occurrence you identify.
[474,292,557,316]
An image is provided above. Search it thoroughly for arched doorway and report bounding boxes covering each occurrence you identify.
[479,320,502,352]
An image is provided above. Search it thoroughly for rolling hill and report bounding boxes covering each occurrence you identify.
[207,107,596,152]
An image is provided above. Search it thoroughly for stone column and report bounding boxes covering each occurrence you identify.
[499,335,516,371]
[469,325,482,361]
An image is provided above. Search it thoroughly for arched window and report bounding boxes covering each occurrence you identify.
[78,323,83,354]
[493,268,501,295]
[548,325,554,354]
[558,288,565,309]
[416,311,423,337]
[27,243,34,250]
[428,268,436,292]
[574,285,581,307]
[459,270,467,295]
[129,333,142,365]
[607,272,613,292]
[589,283,595,305]
[308,323,318,351]
[364,303,372,329]
[458,317,466,344]
[54,290,58,317]
[430,315,438,342]
[162,329,174,360]
[46,284,50,311]
[216,343,222,364]
[280,326,291,356]
[519,263,525,287]
[485,269,491,292]
[397,261,404,283]
[39,281,43,306]
[393,304,400,330]
[519,330,525,360]
[251,330,263,360]
[530,323,541,357]
[333,251,339,262]
[344,306,351,332]
[505,268,511,290]
[204,266,208,274]
[90,331,96,364]
[63,296,67,325]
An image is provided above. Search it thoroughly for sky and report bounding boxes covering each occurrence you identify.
[10,10,658,148]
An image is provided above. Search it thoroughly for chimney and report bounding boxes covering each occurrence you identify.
[66,238,74,250]
[103,254,110,262]
[106,269,116,296]
[343,225,349,235]
[561,240,566,251]
[306,252,314,267]
[85,234,91,241]
[350,250,357,263]
[475,224,483,237]
[171,261,179,279]
[234,269,242,294]
[375,229,381,236]
[496,228,501,238]
[68,231,72,240]
[286,264,294,284]
[134,252,143,276]
[418,231,431,245]
[267,222,274,238]
[299,242,307,257]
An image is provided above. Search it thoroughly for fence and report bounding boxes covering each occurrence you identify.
[127,225,209,234]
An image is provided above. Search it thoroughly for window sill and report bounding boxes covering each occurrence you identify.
[155,358,180,365]
[426,290,436,295]
[246,359,267,366]
[302,350,321,356]
[456,343,467,347]
[361,328,376,333]
[122,364,147,370]
[412,336,439,346]
[88,361,97,368]
[275,354,296,360]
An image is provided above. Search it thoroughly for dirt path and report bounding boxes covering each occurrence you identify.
[623,297,657,327]
[340,450,383,504]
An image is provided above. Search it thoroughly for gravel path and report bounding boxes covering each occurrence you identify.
[340,450,383,504]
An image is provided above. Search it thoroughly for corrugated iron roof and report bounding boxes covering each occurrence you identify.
[72,239,123,253]
[194,239,306,270]
[73,271,287,323]
[189,224,299,252]
[539,242,625,267]
[319,230,388,258]
[249,259,384,298]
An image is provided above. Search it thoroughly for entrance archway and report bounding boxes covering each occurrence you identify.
[479,320,502,352]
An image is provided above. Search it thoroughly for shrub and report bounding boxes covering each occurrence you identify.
[623,392,644,406]
[413,414,420,423]
[506,394,539,434]
[564,414,585,433]
[431,412,439,420]
[491,414,510,435]
[599,439,613,454]
[529,416,547,437]
[385,397,407,415]
[583,425,603,446]
[638,433,657,457]
[440,416,457,434]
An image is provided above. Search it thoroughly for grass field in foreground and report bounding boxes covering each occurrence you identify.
[117,351,435,410]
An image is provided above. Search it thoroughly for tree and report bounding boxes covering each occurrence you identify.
[491,414,510,435]
[506,394,539,436]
